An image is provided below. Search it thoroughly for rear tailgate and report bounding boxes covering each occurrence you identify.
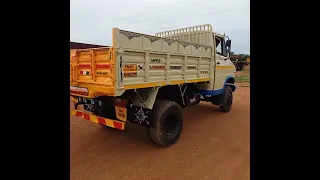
[70,47,116,97]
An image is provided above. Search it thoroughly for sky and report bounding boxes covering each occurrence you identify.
[70,0,250,54]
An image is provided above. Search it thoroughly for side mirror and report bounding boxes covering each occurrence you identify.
[226,39,231,47]
[226,39,232,57]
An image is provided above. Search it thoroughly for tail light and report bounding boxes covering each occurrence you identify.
[113,98,126,107]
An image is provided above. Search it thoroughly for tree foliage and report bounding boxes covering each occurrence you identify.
[239,54,250,61]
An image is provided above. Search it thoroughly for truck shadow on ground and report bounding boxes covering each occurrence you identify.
[82,102,224,151]
[70,101,240,171]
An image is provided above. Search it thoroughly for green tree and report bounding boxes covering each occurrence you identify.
[239,54,250,61]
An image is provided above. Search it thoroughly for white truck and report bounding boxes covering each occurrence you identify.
[70,24,236,147]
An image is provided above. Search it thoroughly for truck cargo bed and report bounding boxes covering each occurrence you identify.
[70,27,215,98]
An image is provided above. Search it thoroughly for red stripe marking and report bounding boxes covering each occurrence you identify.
[83,113,90,120]
[98,117,106,125]
[75,111,82,117]
[80,71,83,74]
[79,64,91,69]
[113,121,123,130]
[96,64,110,69]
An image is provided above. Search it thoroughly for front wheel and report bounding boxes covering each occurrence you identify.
[219,86,233,113]
[148,100,183,147]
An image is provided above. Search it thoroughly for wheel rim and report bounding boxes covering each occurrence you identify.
[163,115,180,138]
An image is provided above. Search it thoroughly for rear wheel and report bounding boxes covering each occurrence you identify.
[148,100,183,147]
[219,86,233,113]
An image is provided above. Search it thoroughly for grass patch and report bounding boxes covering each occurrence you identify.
[236,75,250,83]
[235,66,250,83]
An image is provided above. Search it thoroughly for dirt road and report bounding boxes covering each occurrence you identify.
[70,85,250,180]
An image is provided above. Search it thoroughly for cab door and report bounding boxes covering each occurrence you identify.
[214,36,235,91]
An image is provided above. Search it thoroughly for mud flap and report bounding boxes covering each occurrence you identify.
[132,87,159,109]
[128,87,159,126]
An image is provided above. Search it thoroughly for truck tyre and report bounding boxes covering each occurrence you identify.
[219,86,233,113]
[148,100,183,147]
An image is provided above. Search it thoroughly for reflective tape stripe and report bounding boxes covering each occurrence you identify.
[70,109,125,130]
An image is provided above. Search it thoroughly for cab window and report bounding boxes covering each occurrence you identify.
[215,37,227,57]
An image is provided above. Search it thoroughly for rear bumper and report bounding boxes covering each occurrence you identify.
[70,85,116,98]
[70,109,125,130]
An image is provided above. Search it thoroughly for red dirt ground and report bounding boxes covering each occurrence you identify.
[70,85,250,180]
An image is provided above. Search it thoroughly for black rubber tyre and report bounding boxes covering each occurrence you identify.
[219,86,233,113]
[148,100,183,147]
